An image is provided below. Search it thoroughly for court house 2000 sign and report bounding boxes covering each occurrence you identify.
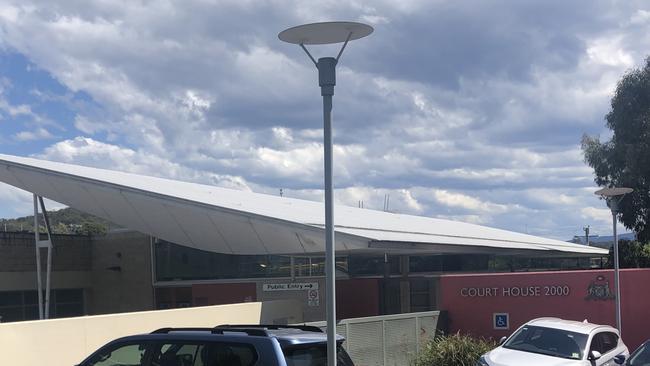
[460,285,570,298]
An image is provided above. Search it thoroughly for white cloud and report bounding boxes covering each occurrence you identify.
[430,189,512,214]
[630,10,650,25]
[586,36,635,68]
[13,127,55,141]
[37,136,253,191]
[580,206,612,224]
[73,115,105,135]
[0,184,33,216]
[0,0,648,241]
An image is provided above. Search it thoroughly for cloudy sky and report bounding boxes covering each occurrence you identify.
[0,0,648,240]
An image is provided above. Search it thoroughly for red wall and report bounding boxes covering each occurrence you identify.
[191,283,257,306]
[337,278,380,319]
[440,269,650,350]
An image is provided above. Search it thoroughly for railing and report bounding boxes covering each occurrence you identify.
[308,311,446,366]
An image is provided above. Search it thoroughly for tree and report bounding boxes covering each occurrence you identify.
[582,57,650,242]
[606,240,650,268]
[78,221,108,236]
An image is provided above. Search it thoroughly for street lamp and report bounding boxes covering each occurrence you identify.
[594,187,633,334]
[279,22,373,366]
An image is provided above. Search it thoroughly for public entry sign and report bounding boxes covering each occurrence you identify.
[263,282,319,291]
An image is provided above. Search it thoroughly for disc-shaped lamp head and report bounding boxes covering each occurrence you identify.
[279,21,373,45]
[595,187,634,197]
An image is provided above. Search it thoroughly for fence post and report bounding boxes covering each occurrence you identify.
[382,319,387,366]
[415,315,420,355]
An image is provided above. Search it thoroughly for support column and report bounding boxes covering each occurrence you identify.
[33,194,44,319]
[33,194,54,320]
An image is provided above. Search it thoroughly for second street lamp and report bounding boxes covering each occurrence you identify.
[595,186,633,334]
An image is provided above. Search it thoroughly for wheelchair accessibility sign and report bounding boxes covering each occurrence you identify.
[493,313,509,330]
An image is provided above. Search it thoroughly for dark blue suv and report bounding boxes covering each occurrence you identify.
[76,325,355,366]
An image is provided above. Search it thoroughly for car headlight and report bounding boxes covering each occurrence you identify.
[475,355,490,366]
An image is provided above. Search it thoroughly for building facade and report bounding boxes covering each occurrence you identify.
[0,230,153,322]
[0,229,597,323]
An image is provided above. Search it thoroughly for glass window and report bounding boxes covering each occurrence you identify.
[284,344,353,366]
[590,332,619,355]
[151,343,201,366]
[199,342,258,366]
[293,256,347,278]
[629,341,650,366]
[56,288,84,303]
[53,288,84,318]
[410,279,432,312]
[86,343,148,366]
[155,241,292,281]
[0,291,22,307]
[409,255,442,273]
[0,306,24,322]
[504,325,588,360]
[155,241,349,281]
[24,291,39,305]
[0,289,83,322]
[348,255,399,276]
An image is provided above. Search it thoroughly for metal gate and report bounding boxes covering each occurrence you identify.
[308,311,446,366]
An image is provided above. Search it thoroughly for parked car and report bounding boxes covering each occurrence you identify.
[76,324,354,366]
[476,317,629,366]
[624,339,650,366]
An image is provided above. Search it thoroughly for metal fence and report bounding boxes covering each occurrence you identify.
[308,311,446,366]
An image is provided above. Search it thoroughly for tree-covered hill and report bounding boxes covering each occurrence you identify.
[0,207,117,235]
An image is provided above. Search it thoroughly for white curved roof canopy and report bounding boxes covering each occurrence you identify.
[0,154,607,257]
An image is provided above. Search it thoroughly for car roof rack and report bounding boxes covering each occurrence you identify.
[150,327,269,337]
[214,324,324,333]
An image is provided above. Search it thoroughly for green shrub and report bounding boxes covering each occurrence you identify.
[411,333,498,366]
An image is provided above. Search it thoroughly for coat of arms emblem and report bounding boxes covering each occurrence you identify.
[585,275,615,300]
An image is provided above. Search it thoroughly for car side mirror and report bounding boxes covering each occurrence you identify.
[614,355,626,365]
[499,336,507,345]
[588,350,602,361]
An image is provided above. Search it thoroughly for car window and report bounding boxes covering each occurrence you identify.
[629,342,650,366]
[151,343,203,366]
[208,342,258,366]
[283,344,354,366]
[590,332,619,355]
[85,343,149,366]
[503,325,588,360]
[151,341,259,366]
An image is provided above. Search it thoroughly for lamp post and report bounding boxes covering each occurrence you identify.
[595,187,633,334]
[279,22,373,366]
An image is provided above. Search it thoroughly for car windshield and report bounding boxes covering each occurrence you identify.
[503,325,588,360]
[629,342,650,366]
[283,344,354,366]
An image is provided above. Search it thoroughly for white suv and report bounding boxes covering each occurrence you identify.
[477,318,629,366]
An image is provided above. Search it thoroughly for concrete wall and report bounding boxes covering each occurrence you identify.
[89,230,153,314]
[0,300,302,366]
[0,231,91,272]
[0,270,90,291]
[0,230,153,317]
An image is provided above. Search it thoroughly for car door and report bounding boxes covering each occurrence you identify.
[628,341,650,365]
[81,341,152,366]
[589,332,623,366]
